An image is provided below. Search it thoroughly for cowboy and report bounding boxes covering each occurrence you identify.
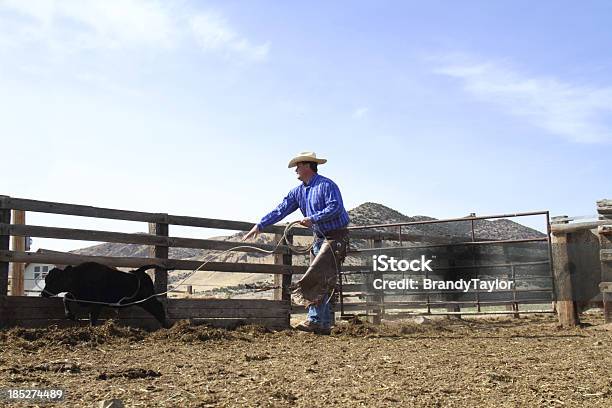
[243,151,350,334]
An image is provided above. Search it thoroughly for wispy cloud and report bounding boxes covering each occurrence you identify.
[190,13,269,62]
[0,0,269,61]
[352,107,369,119]
[0,0,175,50]
[433,54,612,143]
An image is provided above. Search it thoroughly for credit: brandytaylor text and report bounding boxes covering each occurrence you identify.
[370,255,514,292]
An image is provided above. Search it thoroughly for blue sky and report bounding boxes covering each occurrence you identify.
[0,0,610,251]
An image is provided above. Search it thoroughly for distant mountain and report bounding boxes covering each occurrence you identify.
[348,202,545,240]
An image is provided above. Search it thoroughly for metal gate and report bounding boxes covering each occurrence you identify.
[338,211,555,321]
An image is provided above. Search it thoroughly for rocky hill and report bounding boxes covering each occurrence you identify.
[349,202,544,240]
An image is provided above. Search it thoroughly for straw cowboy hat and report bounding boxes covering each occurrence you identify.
[287,151,327,168]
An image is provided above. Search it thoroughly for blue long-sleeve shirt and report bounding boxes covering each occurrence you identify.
[257,173,350,235]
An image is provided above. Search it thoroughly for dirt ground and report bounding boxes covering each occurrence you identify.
[1,313,611,407]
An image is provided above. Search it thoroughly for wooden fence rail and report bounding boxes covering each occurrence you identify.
[0,250,306,274]
[0,223,293,254]
[1,297,290,330]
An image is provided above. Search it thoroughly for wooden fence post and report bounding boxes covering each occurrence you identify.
[149,216,169,298]
[273,233,293,307]
[597,199,612,323]
[10,210,25,296]
[281,234,293,302]
[0,196,10,298]
[0,196,10,328]
[273,233,283,301]
[278,233,293,328]
[551,232,579,326]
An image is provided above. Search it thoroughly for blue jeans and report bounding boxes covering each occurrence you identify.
[307,237,332,328]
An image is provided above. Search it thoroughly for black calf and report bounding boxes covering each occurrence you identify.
[41,262,168,327]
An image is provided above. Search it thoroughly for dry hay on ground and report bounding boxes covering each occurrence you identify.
[1,314,611,407]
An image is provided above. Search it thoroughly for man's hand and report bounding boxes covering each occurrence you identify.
[299,217,313,228]
[242,224,261,241]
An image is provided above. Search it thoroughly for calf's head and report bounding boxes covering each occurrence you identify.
[41,266,74,297]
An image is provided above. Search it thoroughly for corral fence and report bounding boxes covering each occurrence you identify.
[1,195,608,329]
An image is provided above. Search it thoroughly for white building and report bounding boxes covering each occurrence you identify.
[8,249,63,296]
[23,262,56,296]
